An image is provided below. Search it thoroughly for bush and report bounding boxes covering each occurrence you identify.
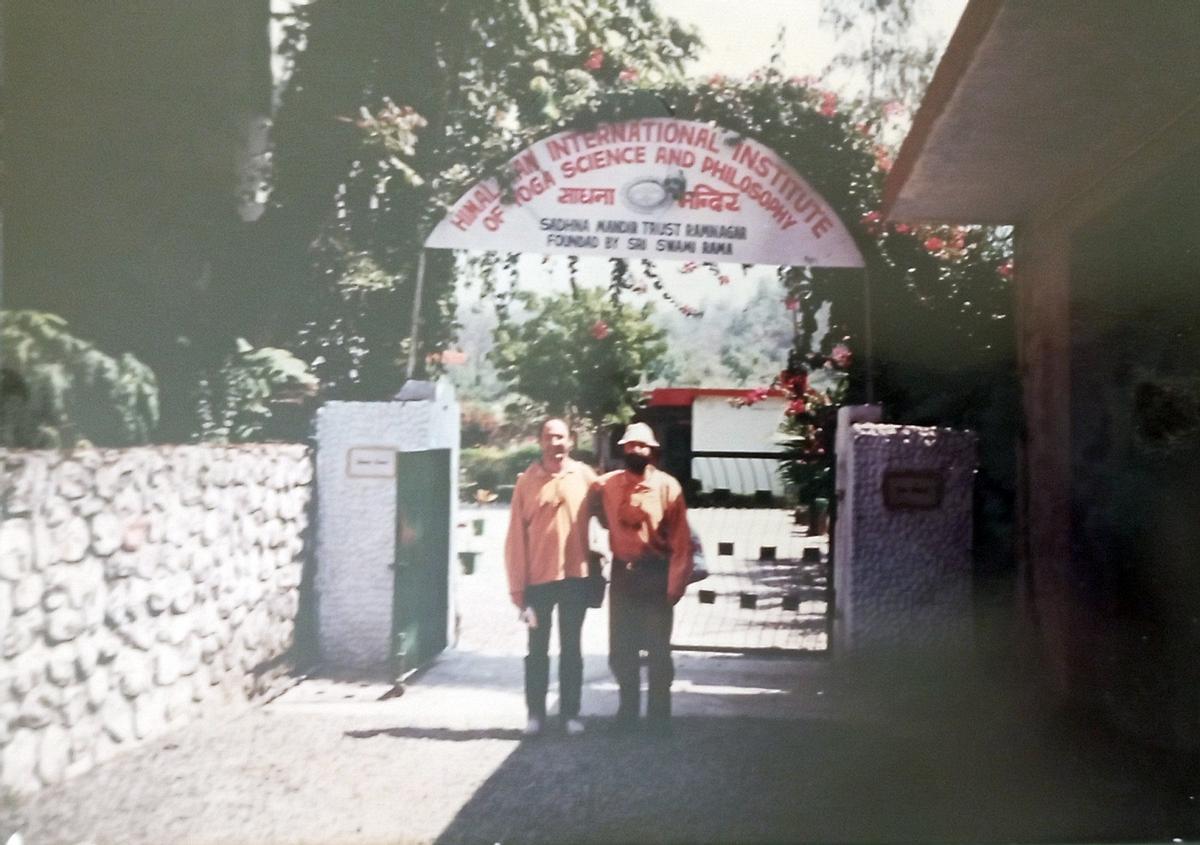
[0,310,158,448]
[460,443,541,500]
[193,339,319,443]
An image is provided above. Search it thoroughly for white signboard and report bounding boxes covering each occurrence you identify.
[426,119,864,268]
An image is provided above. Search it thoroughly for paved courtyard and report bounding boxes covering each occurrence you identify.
[2,505,1198,844]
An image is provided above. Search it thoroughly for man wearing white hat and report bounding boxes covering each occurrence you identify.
[591,421,693,733]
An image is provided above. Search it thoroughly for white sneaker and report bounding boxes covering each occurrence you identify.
[564,717,585,736]
[523,717,544,736]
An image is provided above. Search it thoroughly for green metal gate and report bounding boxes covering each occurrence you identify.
[393,449,452,676]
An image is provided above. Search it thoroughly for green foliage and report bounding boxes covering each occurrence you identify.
[459,442,542,500]
[491,287,666,429]
[193,339,319,443]
[0,310,158,449]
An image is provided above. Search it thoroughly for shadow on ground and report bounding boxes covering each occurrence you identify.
[434,711,1198,845]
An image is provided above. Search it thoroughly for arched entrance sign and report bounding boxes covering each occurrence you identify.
[425,118,864,269]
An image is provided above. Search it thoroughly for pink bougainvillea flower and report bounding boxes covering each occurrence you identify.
[784,298,799,311]
[893,223,911,235]
[830,343,853,369]
[924,236,946,252]
[717,274,731,286]
[590,320,610,340]
[998,259,1014,279]
[584,48,605,70]
[742,386,771,405]
[786,398,807,416]
[882,100,906,117]
[709,73,726,86]
[860,210,882,236]
[778,370,808,396]
[619,67,639,82]
[819,92,838,117]
[854,121,872,137]
[950,229,967,250]
[680,261,698,274]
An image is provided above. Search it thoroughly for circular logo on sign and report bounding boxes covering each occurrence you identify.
[622,178,673,213]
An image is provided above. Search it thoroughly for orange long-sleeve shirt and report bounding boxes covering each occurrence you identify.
[592,465,693,602]
[504,458,597,607]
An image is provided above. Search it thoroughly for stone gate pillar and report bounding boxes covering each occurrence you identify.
[313,382,459,670]
[833,415,977,655]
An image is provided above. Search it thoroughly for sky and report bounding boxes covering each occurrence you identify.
[660,0,967,81]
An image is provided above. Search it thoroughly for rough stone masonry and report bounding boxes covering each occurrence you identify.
[0,444,312,794]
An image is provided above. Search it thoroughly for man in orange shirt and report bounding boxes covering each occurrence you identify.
[592,422,693,733]
[504,418,598,736]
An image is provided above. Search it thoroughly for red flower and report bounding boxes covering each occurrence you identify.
[590,320,610,340]
[893,223,911,235]
[819,92,838,117]
[742,387,771,406]
[924,236,945,252]
[784,298,799,311]
[779,370,808,396]
[998,259,1014,279]
[584,48,605,71]
[619,67,639,82]
[786,398,807,416]
[717,274,731,286]
[708,73,726,86]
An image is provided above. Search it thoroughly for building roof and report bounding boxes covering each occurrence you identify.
[884,0,1200,225]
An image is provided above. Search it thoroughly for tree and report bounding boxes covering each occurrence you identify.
[246,0,699,401]
[490,288,666,430]
[819,0,942,147]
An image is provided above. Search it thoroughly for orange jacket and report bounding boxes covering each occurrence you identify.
[592,465,693,602]
[504,458,597,607]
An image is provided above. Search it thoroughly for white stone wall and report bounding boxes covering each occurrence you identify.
[314,391,459,670]
[833,422,977,654]
[0,444,312,794]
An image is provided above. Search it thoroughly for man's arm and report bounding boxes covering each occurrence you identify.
[664,488,694,605]
[503,475,529,608]
[587,477,608,529]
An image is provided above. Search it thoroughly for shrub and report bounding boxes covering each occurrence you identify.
[193,339,319,443]
[0,310,158,448]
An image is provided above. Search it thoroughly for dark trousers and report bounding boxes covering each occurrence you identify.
[524,578,589,719]
[609,564,674,721]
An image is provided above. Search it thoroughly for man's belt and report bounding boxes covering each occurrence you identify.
[613,556,668,572]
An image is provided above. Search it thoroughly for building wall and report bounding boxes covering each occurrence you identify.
[690,396,786,453]
[314,395,460,670]
[1018,139,1200,748]
[0,444,312,794]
